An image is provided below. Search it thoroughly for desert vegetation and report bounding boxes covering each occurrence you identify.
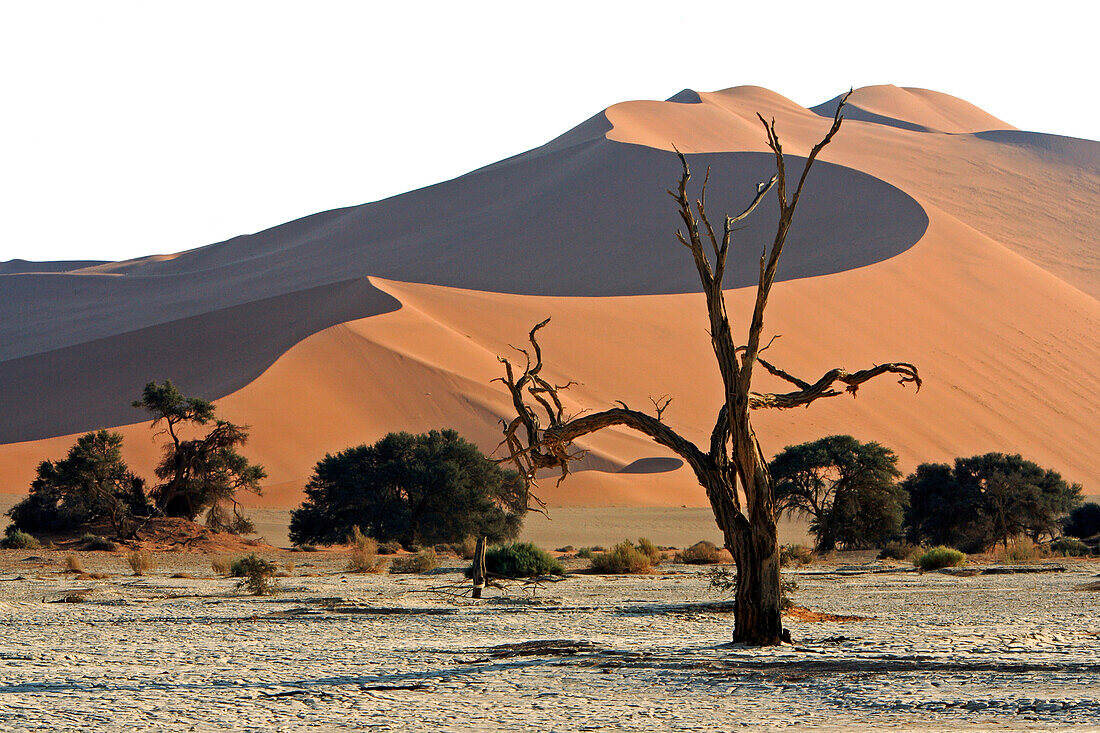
[480,542,564,578]
[347,527,386,573]
[389,549,440,575]
[914,546,966,570]
[675,541,723,565]
[771,435,905,552]
[230,553,278,595]
[590,540,657,574]
[127,549,154,576]
[6,381,265,541]
[289,430,525,547]
[902,453,1081,552]
[133,380,265,534]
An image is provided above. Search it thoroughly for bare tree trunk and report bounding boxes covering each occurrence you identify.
[493,92,920,645]
[471,535,487,599]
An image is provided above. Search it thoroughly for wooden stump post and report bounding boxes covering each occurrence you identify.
[471,536,487,599]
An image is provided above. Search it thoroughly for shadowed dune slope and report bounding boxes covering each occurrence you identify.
[0,84,1096,506]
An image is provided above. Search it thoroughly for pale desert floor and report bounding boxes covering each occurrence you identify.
[1,547,1098,732]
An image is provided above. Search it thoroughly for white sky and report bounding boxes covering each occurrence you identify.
[1,1,1095,263]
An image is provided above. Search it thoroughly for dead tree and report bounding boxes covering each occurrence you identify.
[494,93,920,645]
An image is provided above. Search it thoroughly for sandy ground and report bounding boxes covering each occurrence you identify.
[1,549,1097,732]
[243,506,814,551]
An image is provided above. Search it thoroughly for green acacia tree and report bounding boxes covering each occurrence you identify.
[770,435,905,552]
[289,430,526,547]
[134,380,265,533]
[903,453,1082,551]
[7,430,149,538]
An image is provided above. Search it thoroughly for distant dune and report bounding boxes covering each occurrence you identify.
[1,85,1097,507]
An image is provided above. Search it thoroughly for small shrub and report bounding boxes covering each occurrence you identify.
[478,542,564,578]
[63,554,85,573]
[453,536,479,560]
[211,557,231,576]
[1050,537,1089,557]
[706,565,736,592]
[81,534,118,552]
[676,540,722,565]
[555,545,575,553]
[402,543,422,553]
[292,544,318,552]
[282,561,295,575]
[590,541,652,574]
[1,526,40,549]
[348,527,385,573]
[576,547,595,560]
[779,544,814,567]
[377,541,401,555]
[915,546,966,570]
[127,550,153,575]
[636,538,662,565]
[781,579,799,610]
[390,549,440,574]
[171,572,194,579]
[878,541,919,562]
[232,553,278,595]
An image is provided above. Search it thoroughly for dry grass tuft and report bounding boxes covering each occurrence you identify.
[390,549,440,574]
[127,549,153,576]
[348,527,386,573]
[675,541,722,565]
[211,557,231,576]
[63,554,85,573]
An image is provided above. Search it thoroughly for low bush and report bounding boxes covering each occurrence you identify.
[81,534,118,552]
[878,541,920,562]
[915,545,966,570]
[590,541,652,574]
[377,541,401,555]
[292,544,318,552]
[348,527,385,573]
[675,540,722,565]
[127,549,153,575]
[1050,537,1090,557]
[555,545,574,553]
[63,554,85,573]
[576,547,595,560]
[1,526,40,549]
[390,549,439,574]
[231,553,278,595]
[479,542,564,578]
[636,538,662,565]
[779,544,813,567]
[211,557,231,576]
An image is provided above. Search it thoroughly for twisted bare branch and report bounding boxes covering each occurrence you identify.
[749,362,921,410]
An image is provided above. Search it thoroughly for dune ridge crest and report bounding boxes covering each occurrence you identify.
[1,84,1096,507]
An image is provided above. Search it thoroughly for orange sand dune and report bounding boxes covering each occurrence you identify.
[0,85,1096,509]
